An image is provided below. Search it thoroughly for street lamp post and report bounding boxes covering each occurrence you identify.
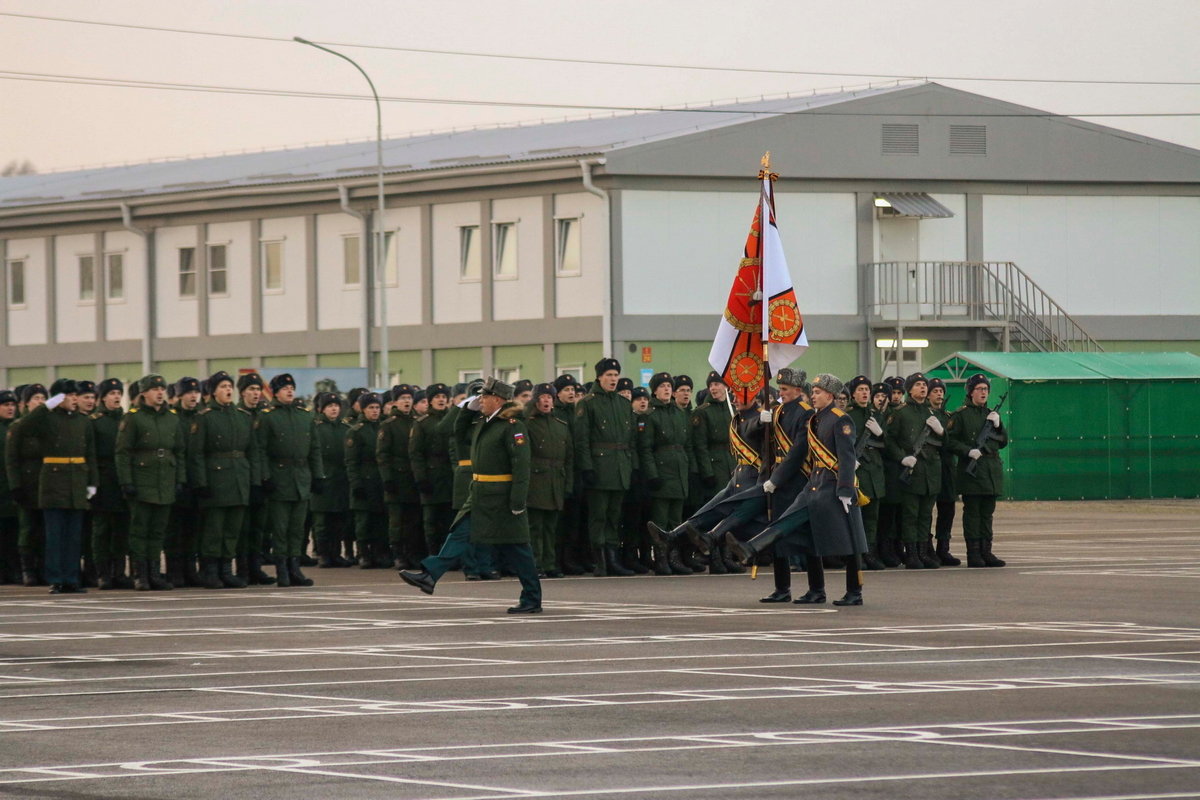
[295,36,388,387]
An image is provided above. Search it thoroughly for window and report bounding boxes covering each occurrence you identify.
[382,231,399,287]
[79,255,95,302]
[106,253,124,300]
[555,217,582,276]
[459,369,483,384]
[208,244,227,296]
[342,235,360,286]
[459,226,480,281]
[179,247,196,297]
[492,222,517,279]
[7,260,25,307]
[495,367,520,384]
[556,365,583,382]
[263,241,283,292]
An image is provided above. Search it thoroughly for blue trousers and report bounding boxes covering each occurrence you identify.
[44,509,84,587]
[422,514,541,606]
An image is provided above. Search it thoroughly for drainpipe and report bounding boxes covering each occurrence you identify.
[120,203,153,375]
[339,185,370,373]
[579,158,611,359]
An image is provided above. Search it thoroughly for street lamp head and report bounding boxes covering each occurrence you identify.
[293,36,312,44]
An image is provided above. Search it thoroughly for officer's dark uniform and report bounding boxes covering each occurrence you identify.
[0,390,19,584]
[89,378,131,589]
[5,383,47,585]
[947,373,1009,568]
[165,377,205,587]
[437,384,495,580]
[311,391,352,568]
[845,376,888,571]
[346,392,389,568]
[410,384,455,556]
[378,385,423,568]
[884,372,944,570]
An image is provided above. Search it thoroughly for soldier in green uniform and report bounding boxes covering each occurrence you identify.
[525,383,573,578]
[89,379,132,589]
[400,377,542,614]
[255,373,324,587]
[73,381,98,588]
[691,372,735,495]
[311,392,351,568]
[0,390,18,583]
[410,383,455,557]
[574,358,637,577]
[845,376,887,570]
[884,372,944,570]
[513,379,534,407]
[116,374,186,591]
[346,392,390,567]
[552,374,586,575]
[23,380,98,593]
[929,377,962,566]
[947,373,1009,568]
[165,377,205,587]
[437,380,498,581]
[378,385,421,569]
[621,386,660,573]
[6,383,47,585]
[188,371,260,589]
[876,375,906,566]
[638,371,697,577]
[235,372,274,585]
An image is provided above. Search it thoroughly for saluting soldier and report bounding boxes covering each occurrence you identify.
[638,372,695,577]
[438,380,497,581]
[884,372,944,570]
[378,384,423,569]
[235,372,274,585]
[255,373,324,587]
[346,392,390,568]
[846,376,888,571]
[89,379,132,589]
[409,383,455,556]
[929,377,962,566]
[947,373,1008,568]
[400,378,542,614]
[6,383,48,585]
[0,390,19,583]
[574,358,637,577]
[166,377,205,587]
[22,380,98,594]
[188,371,260,589]
[525,383,573,578]
[311,392,352,568]
[116,374,186,591]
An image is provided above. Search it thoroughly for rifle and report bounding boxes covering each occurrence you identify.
[854,411,882,459]
[964,391,1009,477]
[898,421,931,484]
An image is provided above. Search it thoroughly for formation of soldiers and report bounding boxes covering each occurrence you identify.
[0,358,1009,600]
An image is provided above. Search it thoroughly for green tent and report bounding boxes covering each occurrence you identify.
[925,351,1200,500]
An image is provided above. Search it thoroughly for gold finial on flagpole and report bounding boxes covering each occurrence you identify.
[761,151,771,170]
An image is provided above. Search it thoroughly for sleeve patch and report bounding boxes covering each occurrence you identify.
[514,432,526,445]
[190,422,199,435]
[842,423,853,436]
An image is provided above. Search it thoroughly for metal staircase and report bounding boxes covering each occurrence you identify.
[865,261,1103,353]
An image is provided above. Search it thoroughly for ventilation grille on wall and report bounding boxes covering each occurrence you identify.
[950,125,987,155]
[881,124,919,155]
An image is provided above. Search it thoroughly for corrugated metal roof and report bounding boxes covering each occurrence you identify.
[875,192,955,218]
[928,351,1200,381]
[0,85,911,210]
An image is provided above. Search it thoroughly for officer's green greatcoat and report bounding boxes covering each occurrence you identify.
[410,407,454,552]
[638,396,696,535]
[439,404,480,511]
[22,404,98,510]
[89,407,129,564]
[345,417,386,549]
[187,399,260,559]
[454,403,531,546]
[885,398,943,545]
[524,401,572,572]
[574,384,637,547]
[5,411,46,556]
[377,407,422,560]
[690,399,735,487]
[115,401,186,561]
[255,400,324,558]
[947,402,1009,542]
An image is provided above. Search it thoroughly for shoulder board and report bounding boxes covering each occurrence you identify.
[350,422,364,431]
[553,416,568,426]
[831,407,846,417]
[237,408,251,416]
[128,407,139,414]
[169,409,177,414]
[314,418,324,425]
[197,408,211,416]
[381,416,395,425]
[261,407,271,414]
[801,402,813,410]
[508,418,518,424]
[90,412,102,420]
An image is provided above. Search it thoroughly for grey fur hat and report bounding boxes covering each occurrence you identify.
[811,373,845,399]
[481,376,514,400]
[776,367,810,394]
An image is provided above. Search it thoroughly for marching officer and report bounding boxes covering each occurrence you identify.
[166,377,204,587]
[524,383,573,578]
[188,371,260,589]
[929,377,962,566]
[0,390,19,583]
[378,385,422,569]
[947,373,1008,568]
[311,391,352,567]
[6,383,47,585]
[400,378,542,614]
[884,372,943,570]
[89,378,132,589]
[439,380,497,580]
[639,372,695,577]
[346,392,389,568]
[255,373,324,587]
[410,383,455,557]
[846,375,887,570]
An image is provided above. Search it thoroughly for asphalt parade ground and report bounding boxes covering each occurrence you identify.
[0,500,1197,800]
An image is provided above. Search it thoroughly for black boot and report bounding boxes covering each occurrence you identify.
[903,542,924,570]
[344,540,359,566]
[622,546,649,575]
[132,560,151,591]
[250,555,276,585]
[862,548,886,571]
[936,538,961,567]
[645,521,685,553]
[147,559,174,591]
[81,555,98,588]
[760,589,792,603]
[666,544,692,575]
[373,543,395,570]
[359,542,378,569]
[708,545,728,574]
[166,557,186,589]
[219,558,247,589]
[605,546,634,576]
[20,554,40,587]
[589,545,607,577]
[184,556,204,587]
[680,543,708,574]
[198,558,223,589]
[111,557,134,589]
[287,557,314,587]
[792,589,826,604]
[721,545,746,574]
[96,558,114,590]
[877,536,902,568]
[318,542,336,568]
[299,552,318,568]
[724,532,757,566]
[651,544,671,576]
[918,538,941,569]
[981,537,1006,567]
[966,539,986,568]
[274,556,291,587]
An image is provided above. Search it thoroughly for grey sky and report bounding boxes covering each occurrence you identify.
[3,0,1198,172]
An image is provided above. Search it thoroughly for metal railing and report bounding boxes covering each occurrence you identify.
[867,261,1103,353]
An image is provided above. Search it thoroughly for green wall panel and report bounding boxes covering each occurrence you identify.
[376,350,423,386]
[630,341,712,385]
[317,352,359,368]
[433,348,481,385]
[494,345,544,384]
[56,364,95,381]
[262,355,308,368]
[154,360,200,383]
[794,341,859,383]
[208,358,250,376]
[104,362,143,387]
[555,343,602,377]
[7,366,50,386]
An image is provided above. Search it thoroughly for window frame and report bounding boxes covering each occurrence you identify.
[342,234,361,288]
[178,247,197,298]
[6,259,26,309]
[458,369,483,384]
[105,251,126,303]
[381,230,400,288]
[459,225,481,283]
[556,365,584,382]
[495,367,520,384]
[491,221,518,281]
[207,243,229,298]
[554,216,582,277]
[261,239,285,295]
[78,254,96,305]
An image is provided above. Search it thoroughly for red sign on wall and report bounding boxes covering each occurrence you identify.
[641,347,652,363]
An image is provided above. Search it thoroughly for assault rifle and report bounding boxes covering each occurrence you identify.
[964,391,1009,477]
[854,413,882,459]
[897,420,933,485]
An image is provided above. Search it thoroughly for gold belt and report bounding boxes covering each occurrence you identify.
[43,457,85,464]
[473,473,512,483]
[458,459,472,467]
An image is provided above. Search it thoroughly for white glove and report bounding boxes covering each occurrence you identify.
[511,508,525,516]
[839,496,852,513]
[759,410,772,423]
[925,416,944,435]
[763,479,776,494]
[968,448,983,460]
[467,396,482,411]
[458,397,472,408]
[987,411,1001,426]
[901,455,917,468]
[46,393,66,410]
[865,418,883,437]
[86,486,97,500]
